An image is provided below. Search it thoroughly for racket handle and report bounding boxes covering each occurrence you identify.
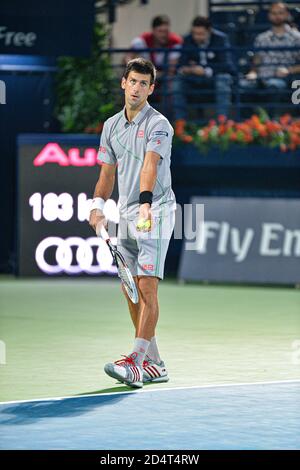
[99,225,109,241]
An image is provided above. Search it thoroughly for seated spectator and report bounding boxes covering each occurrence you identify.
[125,15,182,78]
[241,2,300,107]
[173,16,235,140]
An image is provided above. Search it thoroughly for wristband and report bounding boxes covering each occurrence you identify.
[139,191,153,206]
[90,197,105,213]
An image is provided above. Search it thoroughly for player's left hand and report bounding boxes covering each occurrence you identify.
[136,203,152,232]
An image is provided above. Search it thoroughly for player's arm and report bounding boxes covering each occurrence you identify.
[140,151,160,192]
[137,151,160,231]
[89,163,116,233]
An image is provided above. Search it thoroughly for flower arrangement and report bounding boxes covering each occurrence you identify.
[187,111,300,153]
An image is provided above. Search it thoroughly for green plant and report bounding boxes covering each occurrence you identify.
[177,111,300,153]
[55,23,117,133]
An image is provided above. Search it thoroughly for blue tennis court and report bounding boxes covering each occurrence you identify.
[0,381,299,450]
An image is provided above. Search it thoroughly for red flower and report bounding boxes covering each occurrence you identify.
[195,114,300,152]
[218,115,227,124]
[229,132,238,141]
[279,114,292,126]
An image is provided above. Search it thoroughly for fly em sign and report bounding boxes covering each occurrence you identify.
[179,197,300,285]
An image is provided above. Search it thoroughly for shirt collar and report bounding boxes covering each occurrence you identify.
[192,33,210,48]
[122,102,150,127]
[271,24,292,39]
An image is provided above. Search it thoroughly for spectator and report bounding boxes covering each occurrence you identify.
[125,15,182,77]
[173,16,235,140]
[242,2,300,96]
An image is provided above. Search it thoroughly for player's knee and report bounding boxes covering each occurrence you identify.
[138,277,158,304]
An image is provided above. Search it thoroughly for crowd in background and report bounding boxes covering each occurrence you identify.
[123,2,300,138]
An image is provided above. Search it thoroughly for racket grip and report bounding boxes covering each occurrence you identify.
[99,225,109,241]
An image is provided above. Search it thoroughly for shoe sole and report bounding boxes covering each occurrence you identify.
[143,376,169,384]
[104,364,143,389]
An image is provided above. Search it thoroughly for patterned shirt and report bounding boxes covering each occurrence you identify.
[254,25,300,78]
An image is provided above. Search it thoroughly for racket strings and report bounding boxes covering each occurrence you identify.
[113,251,138,304]
[117,260,134,293]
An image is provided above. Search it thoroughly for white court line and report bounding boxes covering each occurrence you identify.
[0,379,300,406]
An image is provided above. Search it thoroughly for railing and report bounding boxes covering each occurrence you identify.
[102,45,300,124]
[1,45,298,125]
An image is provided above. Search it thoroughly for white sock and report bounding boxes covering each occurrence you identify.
[146,336,161,364]
[131,337,150,366]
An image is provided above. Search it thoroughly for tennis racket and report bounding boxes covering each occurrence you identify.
[99,226,139,304]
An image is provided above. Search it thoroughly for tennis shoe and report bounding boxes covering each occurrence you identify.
[104,352,143,388]
[142,356,169,383]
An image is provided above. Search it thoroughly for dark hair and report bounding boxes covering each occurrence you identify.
[270,2,289,11]
[192,16,212,29]
[151,15,170,29]
[124,58,156,85]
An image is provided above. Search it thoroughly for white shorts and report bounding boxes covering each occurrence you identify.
[117,211,175,280]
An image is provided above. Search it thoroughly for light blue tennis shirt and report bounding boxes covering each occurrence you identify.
[97,101,176,220]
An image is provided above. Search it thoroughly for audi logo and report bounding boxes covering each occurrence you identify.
[35,237,118,275]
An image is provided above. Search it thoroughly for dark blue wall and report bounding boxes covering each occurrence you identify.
[0,64,58,271]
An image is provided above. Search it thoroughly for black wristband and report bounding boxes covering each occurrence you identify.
[139,191,153,206]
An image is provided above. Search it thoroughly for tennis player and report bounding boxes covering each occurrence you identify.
[89,58,176,388]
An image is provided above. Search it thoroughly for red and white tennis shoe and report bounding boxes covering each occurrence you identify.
[104,352,143,388]
[142,356,169,383]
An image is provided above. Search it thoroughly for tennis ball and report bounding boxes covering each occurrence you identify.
[136,219,151,231]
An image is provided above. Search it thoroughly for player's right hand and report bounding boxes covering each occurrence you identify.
[89,209,107,235]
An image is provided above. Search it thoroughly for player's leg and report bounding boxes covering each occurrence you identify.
[107,272,162,388]
[134,211,175,383]
[135,275,168,383]
[104,278,146,388]
[121,274,163,363]
[104,218,146,388]
[115,276,160,386]
[104,212,174,387]
[117,216,156,340]
[117,216,141,329]
[122,286,138,328]
[121,276,144,332]
[136,276,159,340]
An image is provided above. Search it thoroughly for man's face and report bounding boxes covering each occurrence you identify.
[269,3,289,26]
[121,71,154,108]
[153,24,170,45]
[191,26,210,45]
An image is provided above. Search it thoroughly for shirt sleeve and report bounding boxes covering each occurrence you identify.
[146,119,173,159]
[97,122,117,165]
